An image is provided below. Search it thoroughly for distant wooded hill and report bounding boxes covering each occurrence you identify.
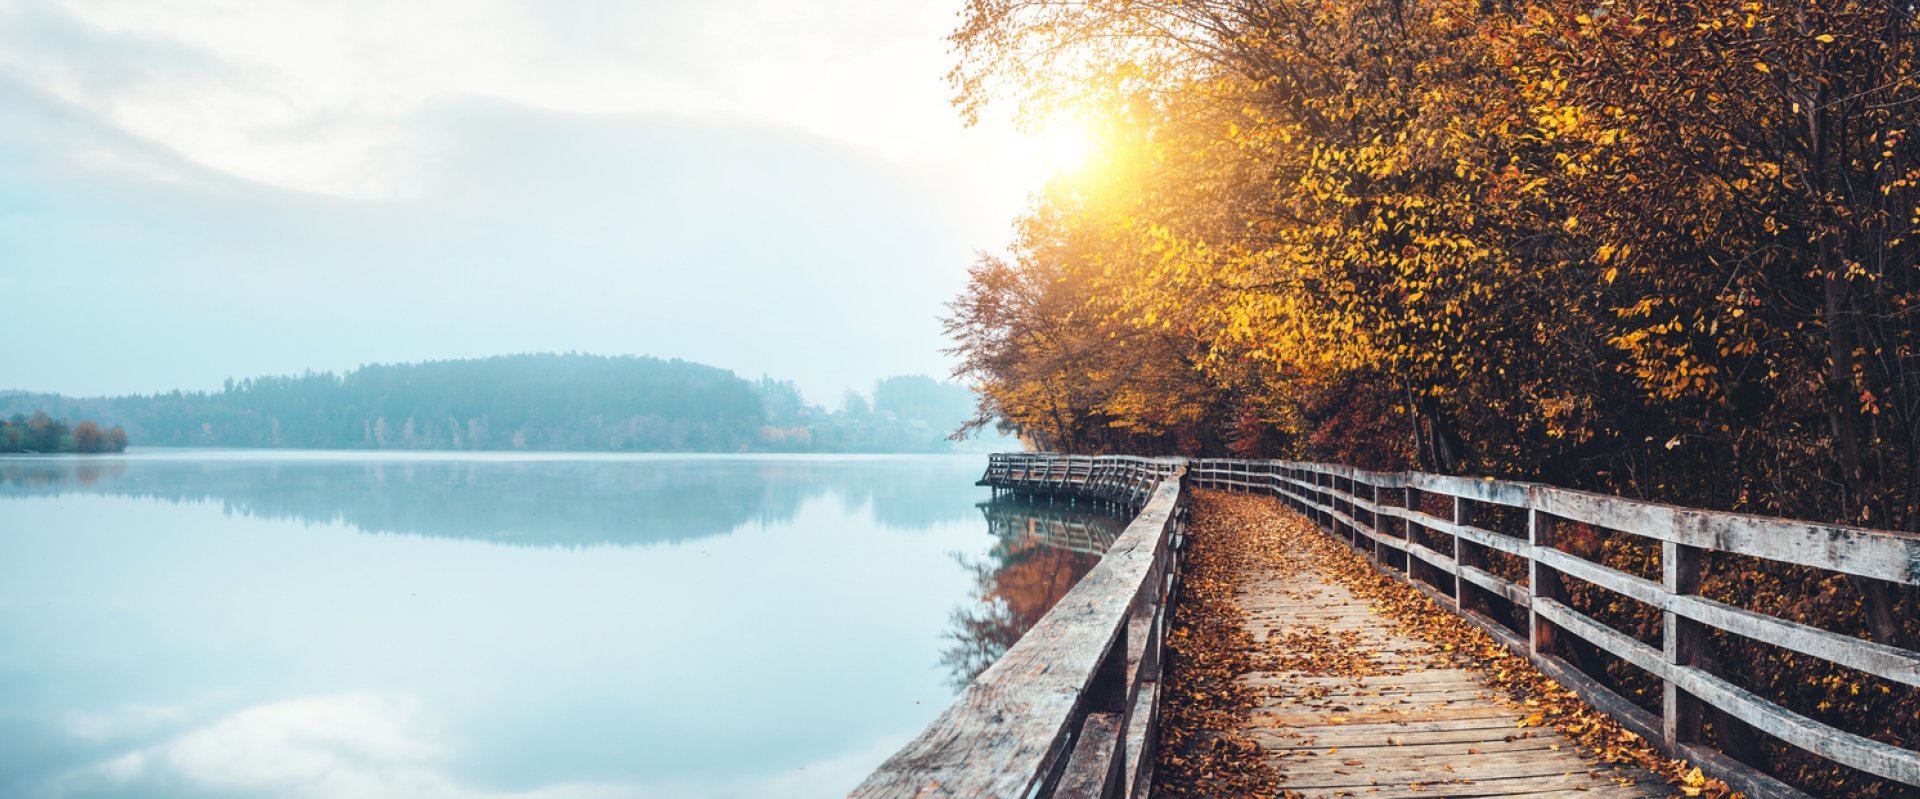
[0,354,984,453]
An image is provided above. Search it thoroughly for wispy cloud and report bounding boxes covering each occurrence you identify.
[0,0,972,199]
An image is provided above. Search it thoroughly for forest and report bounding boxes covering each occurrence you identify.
[0,411,128,454]
[0,354,979,453]
[944,0,1918,795]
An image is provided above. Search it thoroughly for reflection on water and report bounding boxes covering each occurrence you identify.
[0,452,986,546]
[0,451,1127,799]
[940,498,1130,686]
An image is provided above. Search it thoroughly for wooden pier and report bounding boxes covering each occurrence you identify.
[850,454,1920,799]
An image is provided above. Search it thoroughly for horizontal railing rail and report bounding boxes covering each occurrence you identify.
[1189,457,1920,799]
[852,454,1188,799]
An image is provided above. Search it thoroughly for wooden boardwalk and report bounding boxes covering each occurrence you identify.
[1223,495,1668,799]
[858,454,1920,799]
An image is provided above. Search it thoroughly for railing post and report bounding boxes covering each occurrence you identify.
[1454,495,1480,614]
[1527,506,1563,656]
[1662,541,1705,747]
[1370,480,1382,561]
[1365,477,1381,564]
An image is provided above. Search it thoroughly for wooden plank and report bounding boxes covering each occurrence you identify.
[1056,711,1124,798]
[1251,704,1520,727]
[1262,669,1495,688]
[1355,522,1410,551]
[1533,547,1665,608]
[1123,680,1159,799]
[1387,507,1533,557]
[1666,593,1920,688]
[1533,598,1665,676]
[1406,472,1534,507]
[1407,539,1457,575]
[1270,459,1407,489]
[1458,565,1530,608]
[1253,732,1568,754]
[1273,743,1596,777]
[1274,756,1615,788]
[1667,660,1920,786]
[1533,486,1920,585]
[1252,715,1521,737]
[1281,772,1660,799]
[1241,671,1491,687]
[1678,499,1920,585]
[1247,687,1500,705]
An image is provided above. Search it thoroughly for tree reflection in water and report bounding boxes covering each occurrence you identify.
[940,497,1129,686]
[0,454,985,548]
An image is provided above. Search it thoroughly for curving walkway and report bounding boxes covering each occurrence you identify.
[1200,491,1670,799]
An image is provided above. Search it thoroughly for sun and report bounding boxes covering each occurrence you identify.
[1031,117,1097,178]
[1002,110,1104,192]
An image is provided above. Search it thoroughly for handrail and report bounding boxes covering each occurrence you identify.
[1188,457,1920,799]
[851,455,1189,799]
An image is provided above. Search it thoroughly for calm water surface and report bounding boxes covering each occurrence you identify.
[0,451,1125,799]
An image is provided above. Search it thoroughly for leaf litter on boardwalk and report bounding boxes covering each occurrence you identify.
[1163,488,1741,799]
[1153,490,1293,798]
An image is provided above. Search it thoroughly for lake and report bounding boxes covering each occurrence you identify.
[0,451,1126,799]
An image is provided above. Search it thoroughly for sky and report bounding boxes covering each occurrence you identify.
[0,0,1064,405]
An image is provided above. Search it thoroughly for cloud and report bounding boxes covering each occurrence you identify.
[63,693,622,799]
[54,693,916,799]
[60,704,188,744]
[81,694,446,797]
[0,0,970,199]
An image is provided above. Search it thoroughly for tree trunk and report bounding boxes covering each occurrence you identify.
[1418,393,1466,474]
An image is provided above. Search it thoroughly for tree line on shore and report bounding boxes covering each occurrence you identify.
[943,1,1917,794]
[0,411,128,454]
[0,353,982,454]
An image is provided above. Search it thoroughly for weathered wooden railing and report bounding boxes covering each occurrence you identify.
[852,454,1187,799]
[1189,457,1920,799]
